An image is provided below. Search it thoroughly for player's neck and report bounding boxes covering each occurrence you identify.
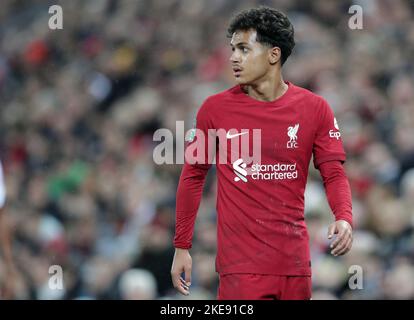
[244,73,288,103]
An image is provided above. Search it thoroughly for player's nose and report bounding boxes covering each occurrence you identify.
[229,51,240,63]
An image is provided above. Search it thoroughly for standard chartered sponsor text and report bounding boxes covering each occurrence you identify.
[250,163,298,180]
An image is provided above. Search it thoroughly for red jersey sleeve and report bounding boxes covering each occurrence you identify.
[318,160,353,227]
[313,98,346,169]
[173,98,215,249]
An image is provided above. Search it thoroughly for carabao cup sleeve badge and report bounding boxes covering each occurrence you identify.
[185,119,197,142]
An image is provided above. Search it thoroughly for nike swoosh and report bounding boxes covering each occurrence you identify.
[226,131,248,139]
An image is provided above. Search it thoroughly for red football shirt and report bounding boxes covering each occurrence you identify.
[174,81,350,276]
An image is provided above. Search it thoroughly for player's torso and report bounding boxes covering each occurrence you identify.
[213,98,316,186]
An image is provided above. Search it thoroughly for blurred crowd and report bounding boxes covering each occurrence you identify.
[0,0,413,300]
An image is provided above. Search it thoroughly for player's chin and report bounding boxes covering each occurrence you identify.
[234,76,250,85]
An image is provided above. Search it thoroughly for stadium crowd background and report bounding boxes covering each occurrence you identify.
[0,0,414,299]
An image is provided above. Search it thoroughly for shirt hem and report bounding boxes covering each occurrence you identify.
[216,265,312,277]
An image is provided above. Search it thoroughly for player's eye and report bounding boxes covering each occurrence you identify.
[240,47,248,53]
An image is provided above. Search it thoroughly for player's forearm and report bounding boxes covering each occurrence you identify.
[174,163,210,249]
[319,161,353,227]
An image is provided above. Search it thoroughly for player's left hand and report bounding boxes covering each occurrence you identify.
[327,220,353,256]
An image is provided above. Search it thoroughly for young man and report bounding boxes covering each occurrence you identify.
[171,7,353,300]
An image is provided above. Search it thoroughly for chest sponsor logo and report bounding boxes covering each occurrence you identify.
[233,158,298,182]
[232,158,248,182]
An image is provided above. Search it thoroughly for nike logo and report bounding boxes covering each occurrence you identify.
[226,131,248,139]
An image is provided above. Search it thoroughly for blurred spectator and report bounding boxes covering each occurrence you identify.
[118,268,157,300]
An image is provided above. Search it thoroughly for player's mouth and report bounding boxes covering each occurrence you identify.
[232,66,243,77]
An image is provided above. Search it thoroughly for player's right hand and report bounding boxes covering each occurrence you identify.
[171,248,192,296]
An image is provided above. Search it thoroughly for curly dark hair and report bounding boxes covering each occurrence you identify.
[227,6,295,65]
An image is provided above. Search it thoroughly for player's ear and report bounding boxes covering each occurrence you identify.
[269,46,281,65]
